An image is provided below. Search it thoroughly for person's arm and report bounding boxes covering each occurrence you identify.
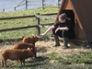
[58,27,69,30]
[55,27,69,33]
[40,25,55,36]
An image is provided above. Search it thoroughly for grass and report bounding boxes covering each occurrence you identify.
[0,28,36,41]
[1,6,92,69]
[47,51,92,64]
[0,6,58,41]
[0,40,92,69]
[1,50,92,69]
[0,6,58,17]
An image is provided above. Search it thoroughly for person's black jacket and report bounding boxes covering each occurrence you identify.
[53,18,75,39]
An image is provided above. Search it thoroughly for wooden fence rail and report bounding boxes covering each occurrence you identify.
[0,13,57,35]
[0,13,57,20]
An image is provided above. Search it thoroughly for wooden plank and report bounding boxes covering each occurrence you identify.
[35,13,57,18]
[0,15,35,20]
[40,13,57,16]
[0,25,37,32]
[0,13,57,20]
[0,23,53,32]
[36,13,40,35]
[40,23,54,26]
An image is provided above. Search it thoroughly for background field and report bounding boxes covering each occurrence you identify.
[0,6,58,41]
[0,6,92,69]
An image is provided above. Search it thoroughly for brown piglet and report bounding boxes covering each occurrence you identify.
[13,42,37,57]
[23,35,39,45]
[1,48,34,67]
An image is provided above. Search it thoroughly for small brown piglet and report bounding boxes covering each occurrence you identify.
[1,48,34,67]
[13,42,37,57]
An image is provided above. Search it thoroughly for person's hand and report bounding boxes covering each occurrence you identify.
[40,33,45,37]
[55,28,59,33]
[65,27,69,31]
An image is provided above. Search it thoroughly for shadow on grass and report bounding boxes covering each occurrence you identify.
[4,56,48,68]
[68,41,92,49]
[37,46,48,53]
[25,56,48,67]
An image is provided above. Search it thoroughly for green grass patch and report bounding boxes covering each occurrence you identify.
[0,18,36,29]
[0,6,58,41]
[0,6,58,17]
[1,51,92,69]
[47,51,92,64]
[0,28,36,41]
[47,52,64,62]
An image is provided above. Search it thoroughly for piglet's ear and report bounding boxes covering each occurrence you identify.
[33,34,36,37]
[32,34,36,38]
[32,34,34,36]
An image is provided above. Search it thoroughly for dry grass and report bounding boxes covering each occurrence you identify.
[0,40,90,57]
[0,40,92,69]
[36,41,90,56]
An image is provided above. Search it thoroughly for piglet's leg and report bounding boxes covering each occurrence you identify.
[33,46,37,58]
[23,59,25,66]
[2,60,4,67]
[4,59,7,67]
[20,60,23,66]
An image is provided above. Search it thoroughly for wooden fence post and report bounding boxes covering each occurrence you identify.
[14,7,16,11]
[42,0,44,9]
[25,0,28,10]
[3,9,5,12]
[58,0,60,8]
[36,13,40,35]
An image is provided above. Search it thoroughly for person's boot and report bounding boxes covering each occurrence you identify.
[62,38,69,49]
[53,35,60,47]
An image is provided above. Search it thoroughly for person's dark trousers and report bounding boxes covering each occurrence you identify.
[62,38,69,49]
[52,28,61,46]
[53,35,60,46]
[62,30,69,49]
[52,28,69,48]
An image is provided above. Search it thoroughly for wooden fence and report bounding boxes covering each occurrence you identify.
[15,0,61,11]
[0,13,57,35]
[0,0,61,12]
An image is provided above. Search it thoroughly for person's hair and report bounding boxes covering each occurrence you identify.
[59,13,67,20]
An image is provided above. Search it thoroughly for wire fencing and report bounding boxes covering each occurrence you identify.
[0,0,62,12]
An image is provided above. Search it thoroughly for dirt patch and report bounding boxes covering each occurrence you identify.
[0,40,90,57]
[0,40,92,69]
[36,41,90,57]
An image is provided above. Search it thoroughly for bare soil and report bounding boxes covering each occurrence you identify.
[0,40,90,57]
[0,40,92,69]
